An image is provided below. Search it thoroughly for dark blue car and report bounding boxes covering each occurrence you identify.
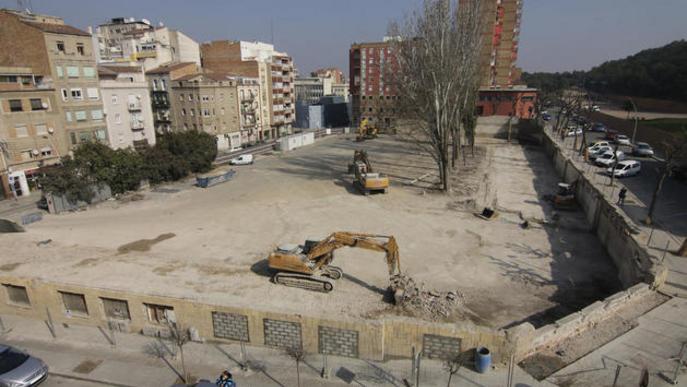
[542,113,552,121]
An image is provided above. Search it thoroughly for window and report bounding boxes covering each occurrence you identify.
[202,95,210,102]
[60,291,88,316]
[101,298,130,320]
[82,67,95,78]
[65,112,72,122]
[9,99,23,112]
[160,79,167,91]
[188,94,193,101]
[61,88,68,101]
[144,303,174,324]
[86,88,99,100]
[79,131,92,142]
[219,93,224,102]
[153,79,159,91]
[179,93,184,101]
[35,124,48,136]
[30,98,45,111]
[75,111,87,121]
[221,108,225,116]
[14,126,28,138]
[111,95,118,104]
[71,88,83,100]
[95,129,107,141]
[181,109,186,116]
[40,147,52,157]
[114,113,121,124]
[190,108,195,116]
[76,43,85,55]
[56,66,64,78]
[203,109,210,117]
[66,66,79,78]
[70,132,77,145]
[91,109,103,120]
[56,41,65,53]
[4,284,30,306]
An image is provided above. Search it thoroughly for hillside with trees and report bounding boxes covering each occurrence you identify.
[523,40,687,101]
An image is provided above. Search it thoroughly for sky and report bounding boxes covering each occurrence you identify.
[2,0,686,75]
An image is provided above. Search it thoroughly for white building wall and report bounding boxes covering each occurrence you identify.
[100,74,156,149]
[175,30,201,65]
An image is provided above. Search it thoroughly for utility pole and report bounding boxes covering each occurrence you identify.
[630,98,639,144]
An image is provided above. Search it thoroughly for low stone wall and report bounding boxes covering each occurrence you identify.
[0,276,512,363]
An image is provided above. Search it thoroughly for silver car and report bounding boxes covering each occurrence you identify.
[0,345,48,387]
[633,142,655,157]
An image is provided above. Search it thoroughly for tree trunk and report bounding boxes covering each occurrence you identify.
[296,360,301,387]
[646,168,668,224]
[179,346,187,383]
[679,239,687,257]
[447,372,453,387]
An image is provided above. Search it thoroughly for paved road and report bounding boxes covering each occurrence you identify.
[44,375,106,386]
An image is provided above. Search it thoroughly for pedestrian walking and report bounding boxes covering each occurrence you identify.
[216,370,236,387]
[617,187,627,206]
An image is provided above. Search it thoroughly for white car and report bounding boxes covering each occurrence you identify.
[566,127,583,137]
[595,151,625,167]
[229,154,254,165]
[589,141,610,149]
[589,146,612,160]
[607,160,641,177]
[615,135,631,146]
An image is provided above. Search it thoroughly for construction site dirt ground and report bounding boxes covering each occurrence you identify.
[0,134,622,328]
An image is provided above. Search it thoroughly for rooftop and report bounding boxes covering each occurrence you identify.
[146,62,197,75]
[23,20,90,37]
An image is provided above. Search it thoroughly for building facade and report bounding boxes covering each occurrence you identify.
[0,10,107,197]
[236,77,264,145]
[349,39,399,129]
[95,18,201,70]
[169,73,240,151]
[295,77,325,105]
[476,87,536,119]
[311,67,345,84]
[0,67,66,198]
[200,40,295,140]
[478,0,523,89]
[145,62,199,134]
[98,65,155,150]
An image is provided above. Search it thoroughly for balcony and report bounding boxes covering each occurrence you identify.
[135,51,157,59]
[130,120,145,131]
[152,99,170,109]
[128,102,142,111]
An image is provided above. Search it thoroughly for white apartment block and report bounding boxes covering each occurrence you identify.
[98,65,155,150]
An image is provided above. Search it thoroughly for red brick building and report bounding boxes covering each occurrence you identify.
[349,40,399,128]
[476,87,537,119]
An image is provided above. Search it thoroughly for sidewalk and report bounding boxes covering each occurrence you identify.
[0,314,553,387]
[0,192,41,222]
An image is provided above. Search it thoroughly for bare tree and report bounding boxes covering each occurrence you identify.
[444,353,465,387]
[645,133,687,225]
[286,346,305,387]
[144,339,186,383]
[168,322,191,384]
[390,0,484,192]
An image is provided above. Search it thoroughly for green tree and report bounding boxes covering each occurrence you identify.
[157,131,217,173]
[38,157,95,203]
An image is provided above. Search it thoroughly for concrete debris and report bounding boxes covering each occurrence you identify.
[390,274,465,320]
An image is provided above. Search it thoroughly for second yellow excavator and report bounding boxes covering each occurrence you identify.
[267,232,401,294]
[349,150,389,195]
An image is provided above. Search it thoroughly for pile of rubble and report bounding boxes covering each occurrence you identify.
[389,274,465,320]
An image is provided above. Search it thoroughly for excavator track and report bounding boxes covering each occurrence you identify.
[273,272,335,293]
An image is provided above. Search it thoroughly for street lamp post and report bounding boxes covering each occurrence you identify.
[630,98,639,144]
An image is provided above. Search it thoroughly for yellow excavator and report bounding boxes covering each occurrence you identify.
[267,232,401,294]
[349,150,389,195]
[356,118,378,142]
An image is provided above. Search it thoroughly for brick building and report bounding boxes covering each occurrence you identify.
[349,39,399,129]
[200,40,294,140]
[0,9,107,198]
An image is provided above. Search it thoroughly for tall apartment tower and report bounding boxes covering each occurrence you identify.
[479,0,523,88]
[349,38,398,129]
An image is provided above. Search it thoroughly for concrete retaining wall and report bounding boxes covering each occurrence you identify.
[0,276,512,363]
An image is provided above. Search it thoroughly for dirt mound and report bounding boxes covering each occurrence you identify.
[390,274,466,321]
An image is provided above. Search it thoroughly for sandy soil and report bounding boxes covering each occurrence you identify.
[0,135,621,328]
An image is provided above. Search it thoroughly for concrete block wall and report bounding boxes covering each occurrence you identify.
[0,276,512,363]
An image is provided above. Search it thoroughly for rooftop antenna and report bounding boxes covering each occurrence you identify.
[270,18,274,44]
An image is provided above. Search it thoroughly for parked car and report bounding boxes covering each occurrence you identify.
[591,105,601,112]
[542,113,552,121]
[0,345,48,387]
[604,129,619,141]
[595,151,626,167]
[615,134,631,146]
[566,127,583,137]
[632,142,655,157]
[589,146,613,160]
[590,123,606,132]
[588,141,611,149]
[607,160,641,177]
[229,154,254,165]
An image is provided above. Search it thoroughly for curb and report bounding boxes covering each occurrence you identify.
[49,371,138,387]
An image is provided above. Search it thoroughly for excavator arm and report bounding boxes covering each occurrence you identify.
[306,232,401,275]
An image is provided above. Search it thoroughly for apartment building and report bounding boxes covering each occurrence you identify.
[295,77,326,105]
[95,17,201,70]
[145,62,199,134]
[236,77,264,145]
[98,65,155,150]
[311,67,345,84]
[169,73,240,151]
[0,67,66,199]
[200,40,295,140]
[0,10,107,151]
[349,39,399,128]
[478,0,523,88]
